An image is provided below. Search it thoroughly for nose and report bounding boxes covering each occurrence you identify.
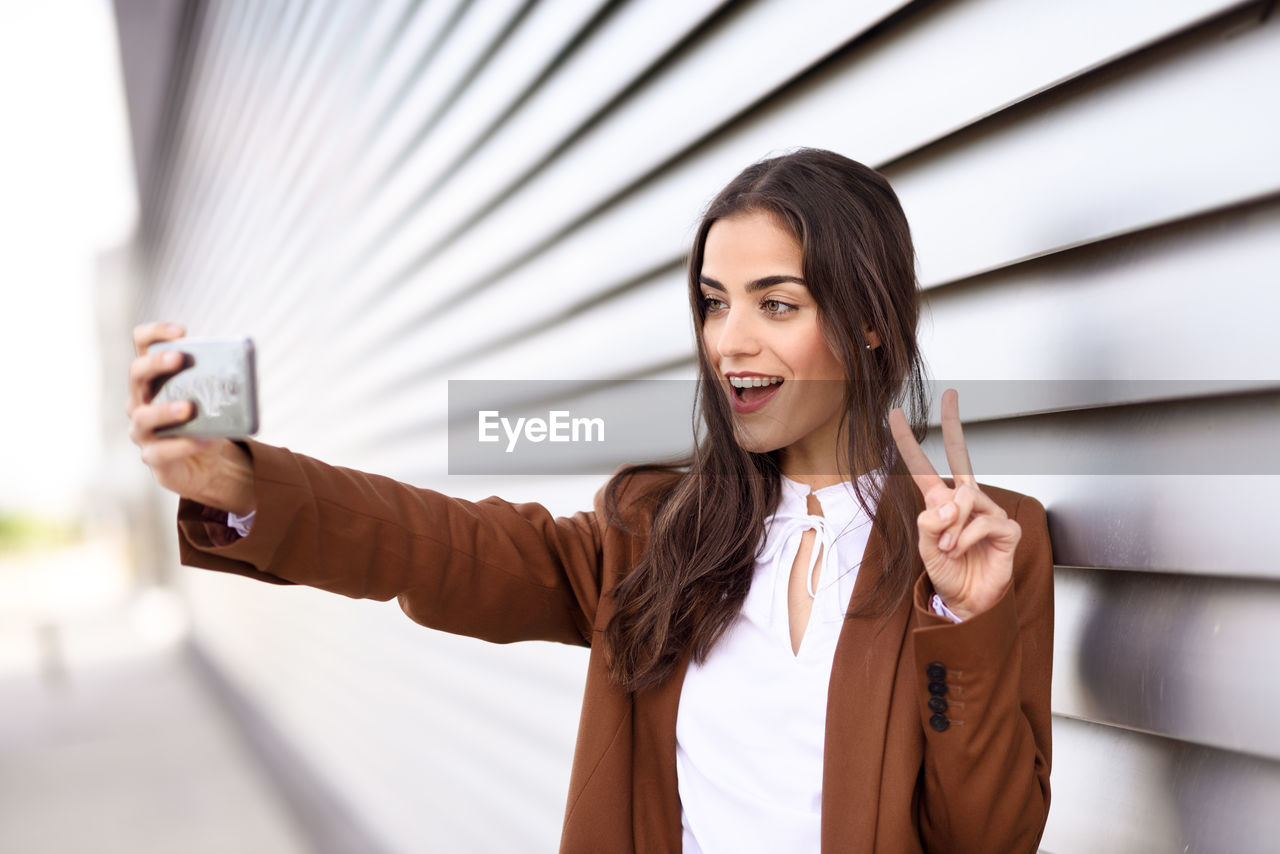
[711,304,761,360]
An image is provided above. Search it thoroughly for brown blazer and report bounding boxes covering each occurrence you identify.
[177,440,1053,853]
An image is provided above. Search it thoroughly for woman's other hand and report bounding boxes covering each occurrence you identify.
[888,388,1020,621]
[127,322,256,515]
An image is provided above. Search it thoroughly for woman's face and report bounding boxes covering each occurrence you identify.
[699,210,849,474]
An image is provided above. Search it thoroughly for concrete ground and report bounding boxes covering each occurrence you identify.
[0,538,313,854]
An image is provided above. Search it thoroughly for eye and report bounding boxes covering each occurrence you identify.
[761,298,798,316]
[701,294,727,314]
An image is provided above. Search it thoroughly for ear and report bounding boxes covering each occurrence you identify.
[864,327,882,350]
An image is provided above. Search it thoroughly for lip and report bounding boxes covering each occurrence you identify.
[723,372,785,415]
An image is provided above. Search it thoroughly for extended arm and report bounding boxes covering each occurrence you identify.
[178,440,608,647]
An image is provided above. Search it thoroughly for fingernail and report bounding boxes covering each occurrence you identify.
[939,503,956,522]
[166,351,181,364]
[939,532,953,550]
[170,401,187,416]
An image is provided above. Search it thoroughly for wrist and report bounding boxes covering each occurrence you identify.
[937,582,1010,623]
[197,440,256,516]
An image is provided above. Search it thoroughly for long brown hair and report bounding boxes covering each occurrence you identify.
[604,148,929,693]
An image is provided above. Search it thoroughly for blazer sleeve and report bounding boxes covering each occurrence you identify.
[176,440,609,647]
[909,493,1054,854]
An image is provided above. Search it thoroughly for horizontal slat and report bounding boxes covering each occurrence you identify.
[1053,566,1280,760]
[921,199,1280,385]
[936,389,1280,475]
[894,7,1280,284]
[991,472,1280,579]
[1043,715,1280,854]
[953,398,1280,576]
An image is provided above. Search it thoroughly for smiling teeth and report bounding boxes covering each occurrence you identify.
[728,376,783,388]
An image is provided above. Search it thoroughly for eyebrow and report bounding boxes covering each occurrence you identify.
[698,274,807,293]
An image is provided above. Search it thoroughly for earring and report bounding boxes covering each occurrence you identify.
[865,344,872,349]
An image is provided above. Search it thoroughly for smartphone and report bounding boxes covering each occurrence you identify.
[150,337,259,438]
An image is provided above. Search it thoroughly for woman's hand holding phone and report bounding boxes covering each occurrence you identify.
[127,322,257,516]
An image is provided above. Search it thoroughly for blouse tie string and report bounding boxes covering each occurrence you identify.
[758,512,841,599]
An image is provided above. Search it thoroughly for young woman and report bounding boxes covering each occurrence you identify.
[127,148,1053,853]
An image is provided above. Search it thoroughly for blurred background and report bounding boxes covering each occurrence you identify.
[2,0,1278,852]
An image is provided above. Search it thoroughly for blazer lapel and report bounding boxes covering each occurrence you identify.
[631,646,691,852]
[821,488,918,850]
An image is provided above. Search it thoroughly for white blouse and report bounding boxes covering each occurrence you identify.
[675,472,879,853]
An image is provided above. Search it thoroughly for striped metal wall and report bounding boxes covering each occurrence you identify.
[117,0,1280,851]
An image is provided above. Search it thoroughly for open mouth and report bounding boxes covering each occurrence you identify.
[727,375,784,412]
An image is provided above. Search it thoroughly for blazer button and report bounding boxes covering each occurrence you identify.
[926,662,947,681]
[929,713,950,732]
[928,696,948,714]
[928,681,948,697]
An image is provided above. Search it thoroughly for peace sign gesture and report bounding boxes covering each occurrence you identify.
[888,389,1022,622]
